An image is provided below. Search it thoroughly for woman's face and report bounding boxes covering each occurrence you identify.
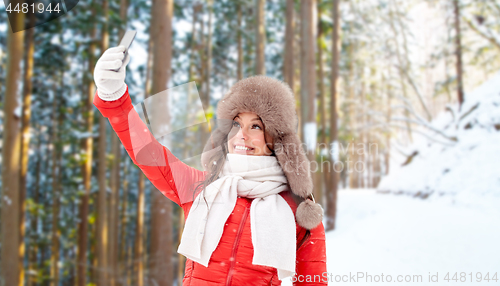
[227,112,274,156]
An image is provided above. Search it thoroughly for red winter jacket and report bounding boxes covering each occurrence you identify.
[93,87,328,285]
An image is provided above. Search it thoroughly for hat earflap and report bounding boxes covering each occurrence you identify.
[275,134,323,230]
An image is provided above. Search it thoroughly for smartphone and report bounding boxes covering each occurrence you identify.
[113,30,137,72]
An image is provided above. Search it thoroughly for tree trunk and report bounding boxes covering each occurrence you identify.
[149,0,174,285]
[255,0,266,75]
[444,18,453,102]
[126,236,133,285]
[237,2,243,80]
[176,210,185,285]
[300,0,317,209]
[316,2,326,207]
[199,10,206,101]
[27,129,42,286]
[19,9,35,286]
[198,1,212,150]
[284,0,294,89]
[293,4,301,134]
[326,0,341,231]
[300,0,317,141]
[360,82,366,189]
[206,0,213,99]
[119,159,129,283]
[109,2,128,284]
[132,6,153,286]
[0,6,24,286]
[49,83,62,286]
[96,89,110,282]
[135,173,146,286]
[366,66,377,188]
[453,0,464,107]
[345,32,355,189]
[385,73,391,175]
[97,0,110,284]
[76,4,97,285]
[188,3,199,82]
[109,130,120,286]
[205,0,213,148]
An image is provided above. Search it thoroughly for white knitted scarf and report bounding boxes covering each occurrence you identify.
[177,153,296,280]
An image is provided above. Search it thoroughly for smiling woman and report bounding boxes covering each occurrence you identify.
[93,48,327,284]
[189,75,326,283]
[228,112,275,156]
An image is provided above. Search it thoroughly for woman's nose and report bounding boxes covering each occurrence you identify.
[236,126,247,140]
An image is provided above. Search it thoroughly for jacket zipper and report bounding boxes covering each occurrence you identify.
[225,201,250,286]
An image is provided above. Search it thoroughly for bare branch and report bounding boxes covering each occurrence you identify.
[354,122,455,146]
[489,2,500,18]
[390,117,458,142]
[463,17,500,51]
[391,95,458,142]
[445,104,457,123]
[395,63,433,121]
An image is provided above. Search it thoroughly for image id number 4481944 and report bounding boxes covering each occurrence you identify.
[6,2,61,14]
[443,272,498,283]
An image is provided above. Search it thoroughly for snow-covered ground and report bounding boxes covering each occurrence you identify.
[282,73,500,285]
[283,189,500,285]
[378,71,500,202]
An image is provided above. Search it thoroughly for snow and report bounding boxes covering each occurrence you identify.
[50,35,61,45]
[281,189,500,285]
[3,195,12,206]
[378,70,500,205]
[281,72,500,285]
[330,140,339,162]
[303,122,317,152]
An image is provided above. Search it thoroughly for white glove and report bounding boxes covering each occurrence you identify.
[94,45,130,101]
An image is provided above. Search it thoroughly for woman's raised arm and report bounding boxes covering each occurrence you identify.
[93,46,206,207]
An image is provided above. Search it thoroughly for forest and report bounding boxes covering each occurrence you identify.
[1,0,499,285]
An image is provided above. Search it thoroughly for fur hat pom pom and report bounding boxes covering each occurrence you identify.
[296,199,323,230]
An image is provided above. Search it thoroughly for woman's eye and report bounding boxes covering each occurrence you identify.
[232,121,240,127]
[252,124,262,130]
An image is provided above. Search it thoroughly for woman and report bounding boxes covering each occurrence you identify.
[93,46,327,285]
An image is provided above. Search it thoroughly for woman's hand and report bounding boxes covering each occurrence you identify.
[93,45,130,101]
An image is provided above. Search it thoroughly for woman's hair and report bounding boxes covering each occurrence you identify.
[191,137,229,202]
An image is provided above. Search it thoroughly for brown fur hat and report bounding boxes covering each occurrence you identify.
[200,75,323,230]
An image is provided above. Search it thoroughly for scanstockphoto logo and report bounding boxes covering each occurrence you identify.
[3,0,79,33]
